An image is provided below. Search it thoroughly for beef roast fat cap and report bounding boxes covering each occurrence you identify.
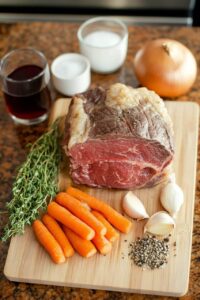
[66,83,174,153]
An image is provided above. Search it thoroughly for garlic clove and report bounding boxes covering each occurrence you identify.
[122,191,149,221]
[144,211,175,236]
[168,172,176,183]
[160,182,184,218]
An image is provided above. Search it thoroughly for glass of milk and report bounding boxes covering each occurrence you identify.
[77,17,128,74]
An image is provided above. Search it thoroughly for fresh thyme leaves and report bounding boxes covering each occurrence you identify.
[2,120,61,241]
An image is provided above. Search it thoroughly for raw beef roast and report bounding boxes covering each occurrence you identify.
[64,83,174,189]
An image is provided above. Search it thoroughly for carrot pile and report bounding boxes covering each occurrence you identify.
[32,186,132,264]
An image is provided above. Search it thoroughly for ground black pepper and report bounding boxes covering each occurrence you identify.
[128,234,170,270]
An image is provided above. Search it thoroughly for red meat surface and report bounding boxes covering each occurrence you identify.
[64,85,174,189]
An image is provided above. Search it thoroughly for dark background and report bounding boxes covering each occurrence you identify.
[0,0,199,26]
[193,0,200,26]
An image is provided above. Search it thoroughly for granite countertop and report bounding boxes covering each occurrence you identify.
[0,22,199,300]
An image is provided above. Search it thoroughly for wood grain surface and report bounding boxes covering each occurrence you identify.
[4,99,199,297]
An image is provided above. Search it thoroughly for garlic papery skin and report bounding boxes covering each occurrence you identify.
[122,191,149,220]
[144,211,175,236]
[160,182,184,218]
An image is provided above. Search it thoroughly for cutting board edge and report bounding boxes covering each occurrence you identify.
[3,271,188,297]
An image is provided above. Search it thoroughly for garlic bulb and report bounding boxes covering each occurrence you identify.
[144,211,175,236]
[160,182,184,218]
[122,191,149,220]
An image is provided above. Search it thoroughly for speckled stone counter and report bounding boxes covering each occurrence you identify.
[0,23,199,300]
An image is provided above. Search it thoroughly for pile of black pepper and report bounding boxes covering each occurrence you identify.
[128,234,170,270]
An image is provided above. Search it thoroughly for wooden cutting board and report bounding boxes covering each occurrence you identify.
[4,100,199,297]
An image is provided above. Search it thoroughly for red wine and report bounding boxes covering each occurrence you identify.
[4,64,52,120]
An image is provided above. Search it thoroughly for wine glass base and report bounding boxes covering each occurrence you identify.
[11,113,48,125]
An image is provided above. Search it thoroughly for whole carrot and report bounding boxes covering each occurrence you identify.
[56,192,106,236]
[42,214,74,258]
[92,210,119,243]
[32,220,65,264]
[63,226,97,258]
[67,187,132,233]
[47,202,95,240]
[92,234,112,255]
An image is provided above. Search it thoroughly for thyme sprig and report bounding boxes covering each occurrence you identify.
[2,120,61,241]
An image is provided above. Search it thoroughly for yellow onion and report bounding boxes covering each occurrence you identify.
[133,39,197,98]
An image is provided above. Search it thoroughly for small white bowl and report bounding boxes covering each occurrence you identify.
[51,53,91,96]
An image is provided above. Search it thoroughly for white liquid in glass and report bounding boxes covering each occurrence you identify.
[84,31,121,48]
[81,30,127,73]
